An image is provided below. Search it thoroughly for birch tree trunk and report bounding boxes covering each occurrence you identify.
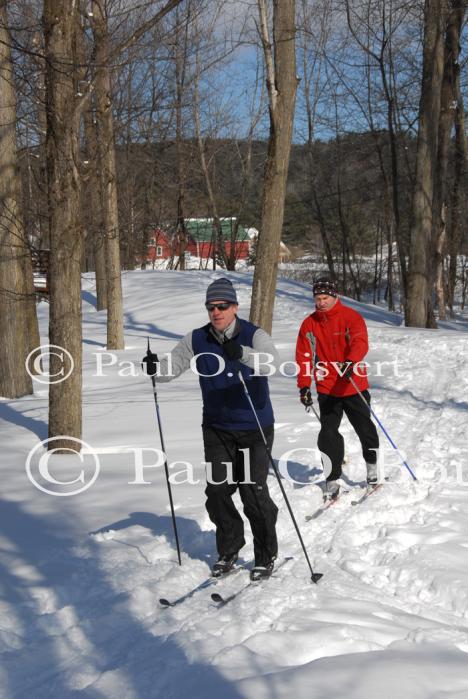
[249,0,297,333]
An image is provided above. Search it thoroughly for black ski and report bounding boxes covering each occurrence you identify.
[159,564,246,608]
[211,557,294,607]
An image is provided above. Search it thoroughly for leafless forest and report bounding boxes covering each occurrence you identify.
[0,0,467,440]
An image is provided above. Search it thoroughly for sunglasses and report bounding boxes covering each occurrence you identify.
[205,302,232,312]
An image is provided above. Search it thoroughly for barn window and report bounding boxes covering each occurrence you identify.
[156,246,163,257]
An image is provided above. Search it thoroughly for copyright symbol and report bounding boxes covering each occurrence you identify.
[25,344,74,385]
[25,436,100,497]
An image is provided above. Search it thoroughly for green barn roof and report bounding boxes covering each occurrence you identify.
[185,218,249,243]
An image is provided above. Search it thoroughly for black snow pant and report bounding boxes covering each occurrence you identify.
[317,391,380,482]
[203,425,278,567]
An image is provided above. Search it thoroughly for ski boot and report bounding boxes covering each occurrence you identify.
[366,462,378,485]
[211,552,238,578]
[250,559,275,582]
[324,480,340,501]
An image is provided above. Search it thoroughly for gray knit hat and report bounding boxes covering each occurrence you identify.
[205,277,238,305]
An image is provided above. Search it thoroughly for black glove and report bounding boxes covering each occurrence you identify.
[142,351,159,376]
[338,360,354,381]
[223,337,243,360]
[299,386,313,408]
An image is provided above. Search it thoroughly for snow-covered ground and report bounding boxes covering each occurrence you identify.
[1,269,468,699]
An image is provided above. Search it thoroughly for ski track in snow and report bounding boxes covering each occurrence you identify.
[1,270,468,699]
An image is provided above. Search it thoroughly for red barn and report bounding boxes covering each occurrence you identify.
[145,228,173,265]
[182,218,250,260]
[142,218,252,266]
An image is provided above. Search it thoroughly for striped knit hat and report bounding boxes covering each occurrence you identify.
[206,278,238,304]
[312,278,338,297]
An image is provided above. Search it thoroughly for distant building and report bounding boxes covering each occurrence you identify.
[247,227,293,263]
[179,218,250,260]
[142,219,292,266]
[144,218,251,264]
[145,229,172,264]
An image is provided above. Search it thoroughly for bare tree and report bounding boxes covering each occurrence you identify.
[446,0,467,314]
[298,0,336,280]
[171,2,192,270]
[83,103,107,309]
[431,1,466,320]
[193,22,227,270]
[406,0,449,327]
[343,0,421,303]
[44,0,84,447]
[250,0,298,333]
[186,2,257,271]
[0,0,35,399]
[91,0,124,349]
[227,82,265,271]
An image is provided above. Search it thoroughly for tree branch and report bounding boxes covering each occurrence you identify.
[257,0,277,114]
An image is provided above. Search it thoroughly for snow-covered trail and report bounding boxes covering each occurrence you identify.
[1,270,468,699]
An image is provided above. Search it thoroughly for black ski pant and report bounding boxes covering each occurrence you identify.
[203,425,278,567]
[317,391,379,481]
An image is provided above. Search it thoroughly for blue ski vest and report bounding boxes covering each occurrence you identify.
[191,318,274,430]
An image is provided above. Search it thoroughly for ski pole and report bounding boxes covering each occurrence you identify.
[238,371,322,584]
[348,376,417,481]
[144,340,182,565]
[304,335,322,423]
[306,402,321,423]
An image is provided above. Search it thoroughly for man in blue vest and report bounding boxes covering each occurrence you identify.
[144,278,279,581]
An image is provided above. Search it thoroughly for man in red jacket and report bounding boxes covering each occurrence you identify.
[295,278,379,500]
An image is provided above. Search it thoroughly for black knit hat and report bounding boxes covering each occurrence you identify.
[206,277,238,304]
[312,278,338,297]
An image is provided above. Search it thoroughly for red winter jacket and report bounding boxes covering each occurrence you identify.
[295,299,370,397]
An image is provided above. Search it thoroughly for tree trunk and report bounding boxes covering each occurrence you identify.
[434,205,447,319]
[446,0,466,313]
[432,0,465,320]
[44,0,83,447]
[91,0,124,349]
[344,0,408,298]
[311,185,335,279]
[21,247,42,366]
[174,3,190,271]
[448,96,467,313]
[461,257,468,310]
[0,2,34,398]
[139,190,152,271]
[373,228,379,305]
[406,0,448,327]
[250,0,297,333]
[227,218,240,271]
[193,39,227,271]
[379,56,407,298]
[336,169,359,299]
[83,103,107,310]
[385,221,394,311]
